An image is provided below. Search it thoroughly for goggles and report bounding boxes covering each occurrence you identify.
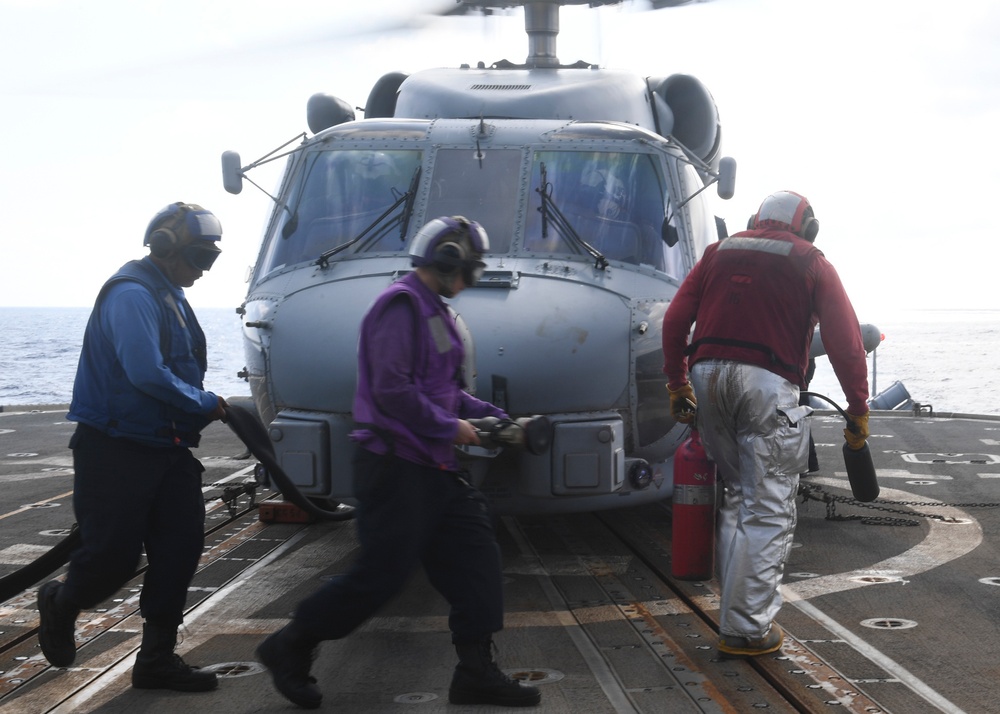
[182,241,222,271]
[462,258,486,287]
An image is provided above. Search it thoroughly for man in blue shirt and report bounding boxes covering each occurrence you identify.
[37,202,228,692]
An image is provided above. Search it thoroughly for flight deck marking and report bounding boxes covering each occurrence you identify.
[0,544,58,565]
[502,517,641,714]
[787,480,980,600]
[783,479,976,714]
[902,453,1000,465]
[0,490,73,521]
[843,468,953,480]
[48,527,313,712]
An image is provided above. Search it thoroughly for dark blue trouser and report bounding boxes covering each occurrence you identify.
[291,447,504,645]
[63,424,206,627]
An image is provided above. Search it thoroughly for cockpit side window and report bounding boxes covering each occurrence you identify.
[258,149,422,276]
[524,150,683,277]
[678,163,716,263]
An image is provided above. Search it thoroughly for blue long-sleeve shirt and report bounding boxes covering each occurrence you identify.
[69,258,219,447]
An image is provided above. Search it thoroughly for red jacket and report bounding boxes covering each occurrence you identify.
[662,228,870,414]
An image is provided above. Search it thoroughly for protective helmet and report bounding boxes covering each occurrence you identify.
[409,216,489,294]
[748,190,819,242]
[144,202,223,270]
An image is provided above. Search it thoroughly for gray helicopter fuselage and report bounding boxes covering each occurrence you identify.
[236,59,727,514]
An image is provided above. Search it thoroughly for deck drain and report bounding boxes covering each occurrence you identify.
[849,575,902,585]
[7,452,37,457]
[507,668,564,684]
[788,572,820,579]
[861,618,917,630]
[40,529,75,537]
[23,503,60,509]
[201,661,266,678]
[394,692,438,704]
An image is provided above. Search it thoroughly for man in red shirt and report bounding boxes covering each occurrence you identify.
[661,190,869,657]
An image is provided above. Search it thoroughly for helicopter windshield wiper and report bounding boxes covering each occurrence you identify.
[536,162,608,271]
[316,166,422,267]
[281,153,325,241]
[316,195,410,268]
[398,166,421,241]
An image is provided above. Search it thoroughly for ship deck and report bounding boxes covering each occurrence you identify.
[1,404,998,713]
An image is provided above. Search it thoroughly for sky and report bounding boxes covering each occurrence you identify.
[1,0,998,321]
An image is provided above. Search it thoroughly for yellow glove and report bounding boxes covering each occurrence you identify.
[668,383,697,424]
[844,410,869,450]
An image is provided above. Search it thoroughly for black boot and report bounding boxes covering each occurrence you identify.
[131,623,217,692]
[449,638,541,707]
[37,580,80,667]
[256,625,322,709]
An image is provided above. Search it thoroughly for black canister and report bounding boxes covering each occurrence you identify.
[803,391,881,503]
[842,440,879,502]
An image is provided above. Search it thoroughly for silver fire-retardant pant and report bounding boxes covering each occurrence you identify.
[690,360,813,638]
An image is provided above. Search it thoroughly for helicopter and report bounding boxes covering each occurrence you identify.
[220,0,878,515]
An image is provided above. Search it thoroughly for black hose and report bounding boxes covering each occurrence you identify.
[802,390,864,437]
[0,526,80,602]
[0,405,352,603]
[223,404,355,522]
[801,391,850,421]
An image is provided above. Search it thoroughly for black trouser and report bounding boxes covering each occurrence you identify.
[291,447,504,644]
[64,425,206,627]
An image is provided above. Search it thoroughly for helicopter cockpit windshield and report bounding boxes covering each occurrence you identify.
[258,149,422,275]
[255,136,695,281]
[524,150,683,278]
[424,149,521,253]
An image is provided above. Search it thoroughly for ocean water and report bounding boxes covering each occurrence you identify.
[0,306,250,407]
[807,309,1000,416]
[1,307,998,416]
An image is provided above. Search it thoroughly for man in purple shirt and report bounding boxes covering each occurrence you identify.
[257,216,541,709]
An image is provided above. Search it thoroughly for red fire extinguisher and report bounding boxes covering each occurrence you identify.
[671,428,717,580]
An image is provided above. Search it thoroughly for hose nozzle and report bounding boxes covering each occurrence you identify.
[467,416,552,455]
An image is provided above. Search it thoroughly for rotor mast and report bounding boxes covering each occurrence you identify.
[524,3,560,67]
[456,0,623,68]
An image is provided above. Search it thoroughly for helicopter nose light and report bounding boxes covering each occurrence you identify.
[629,460,653,490]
